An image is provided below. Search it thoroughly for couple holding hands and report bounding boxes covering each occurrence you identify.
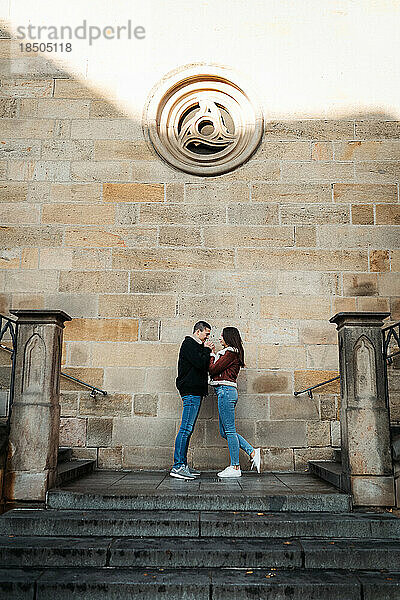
[170,321,261,480]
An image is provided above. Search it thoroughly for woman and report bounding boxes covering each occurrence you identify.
[209,326,261,478]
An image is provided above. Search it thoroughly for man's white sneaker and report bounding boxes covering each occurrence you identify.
[250,448,261,473]
[217,465,242,478]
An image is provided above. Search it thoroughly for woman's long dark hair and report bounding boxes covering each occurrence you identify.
[222,327,245,367]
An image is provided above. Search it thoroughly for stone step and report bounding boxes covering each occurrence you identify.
[1,535,400,571]
[57,447,72,464]
[46,488,352,512]
[1,509,399,539]
[55,459,95,487]
[1,566,399,599]
[308,461,343,490]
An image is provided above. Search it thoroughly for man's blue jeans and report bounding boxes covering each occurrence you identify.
[173,394,201,468]
[216,384,254,466]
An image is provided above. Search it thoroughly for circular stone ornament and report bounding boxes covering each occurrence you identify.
[144,65,263,176]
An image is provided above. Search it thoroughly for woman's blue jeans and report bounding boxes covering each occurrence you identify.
[216,385,254,466]
[173,394,201,468]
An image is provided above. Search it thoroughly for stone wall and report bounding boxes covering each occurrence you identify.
[0,28,399,471]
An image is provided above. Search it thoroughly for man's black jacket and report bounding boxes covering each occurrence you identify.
[176,336,211,397]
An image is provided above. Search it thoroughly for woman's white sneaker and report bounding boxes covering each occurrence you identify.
[217,466,242,478]
[251,448,261,473]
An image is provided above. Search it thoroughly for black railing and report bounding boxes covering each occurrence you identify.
[61,373,107,398]
[0,314,17,423]
[294,375,340,399]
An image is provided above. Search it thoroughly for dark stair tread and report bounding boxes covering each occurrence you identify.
[56,459,95,475]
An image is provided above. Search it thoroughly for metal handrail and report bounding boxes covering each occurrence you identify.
[0,344,107,398]
[294,375,340,399]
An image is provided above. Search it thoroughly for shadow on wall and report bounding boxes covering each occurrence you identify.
[0,22,399,471]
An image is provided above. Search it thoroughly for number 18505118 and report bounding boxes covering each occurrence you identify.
[20,43,72,52]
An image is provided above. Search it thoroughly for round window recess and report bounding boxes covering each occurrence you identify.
[143,64,264,176]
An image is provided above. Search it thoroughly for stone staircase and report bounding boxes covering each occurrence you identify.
[0,470,399,598]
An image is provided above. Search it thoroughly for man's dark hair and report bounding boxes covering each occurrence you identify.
[193,321,211,333]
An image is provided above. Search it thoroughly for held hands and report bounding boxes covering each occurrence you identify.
[204,340,215,352]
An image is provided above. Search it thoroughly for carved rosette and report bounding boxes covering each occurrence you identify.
[144,65,263,176]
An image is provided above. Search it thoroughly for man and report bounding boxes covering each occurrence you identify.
[170,321,213,480]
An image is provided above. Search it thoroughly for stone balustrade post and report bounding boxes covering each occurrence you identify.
[5,310,71,502]
[330,312,395,506]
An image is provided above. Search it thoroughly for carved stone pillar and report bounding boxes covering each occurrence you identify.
[330,312,395,506]
[5,310,71,502]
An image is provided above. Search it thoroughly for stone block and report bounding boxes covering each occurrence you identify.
[59,392,78,417]
[255,421,307,448]
[379,273,400,296]
[104,367,145,394]
[39,248,73,270]
[391,298,400,320]
[53,79,101,98]
[240,321,299,345]
[122,446,173,469]
[317,225,400,249]
[320,396,339,421]
[343,273,378,296]
[370,250,390,272]
[191,447,231,469]
[59,417,87,448]
[11,293,43,310]
[351,204,374,224]
[131,271,202,295]
[140,319,160,341]
[1,118,54,138]
[331,421,341,447]
[131,159,199,183]
[0,225,63,247]
[333,183,397,203]
[355,161,400,183]
[0,249,19,269]
[262,448,294,471]
[0,78,53,98]
[235,394,269,420]
[144,367,177,394]
[91,342,178,367]
[237,249,368,271]
[68,342,90,366]
[0,139,41,159]
[295,225,317,246]
[227,203,279,225]
[32,161,70,182]
[280,204,349,225]
[64,318,138,342]
[260,295,330,320]
[5,471,48,501]
[112,248,235,270]
[259,345,307,369]
[264,120,354,140]
[70,161,131,182]
[103,183,164,202]
[307,421,331,446]
[258,140,311,160]
[203,225,294,247]
[0,182,27,202]
[251,183,331,203]
[79,393,132,417]
[178,295,237,320]
[87,418,113,446]
[299,322,338,345]
[376,204,400,224]
[270,395,320,421]
[65,226,157,248]
[59,271,128,293]
[355,121,400,139]
[157,393,182,418]
[98,294,176,318]
[281,161,354,182]
[276,272,340,296]
[294,370,340,395]
[113,416,176,447]
[139,203,226,225]
[306,345,339,370]
[185,182,250,203]
[36,98,90,118]
[5,270,58,293]
[159,226,202,247]
[71,119,142,140]
[345,409,393,474]
[217,159,280,181]
[53,120,71,139]
[98,447,122,469]
[41,140,93,160]
[294,447,335,471]
[94,140,154,160]
[115,205,139,225]
[72,249,112,270]
[312,141,333,160]
[239,370,291,394]
[335,140,400,161]
[60,368,104,391]
[134,393,158,416]
[351,476,395,506]
[50,183,101,202]
[44,294,97,318]
[70,448,97,460]
[356,297,390,312]
[166,183,184,202]
[204,271,275,294]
